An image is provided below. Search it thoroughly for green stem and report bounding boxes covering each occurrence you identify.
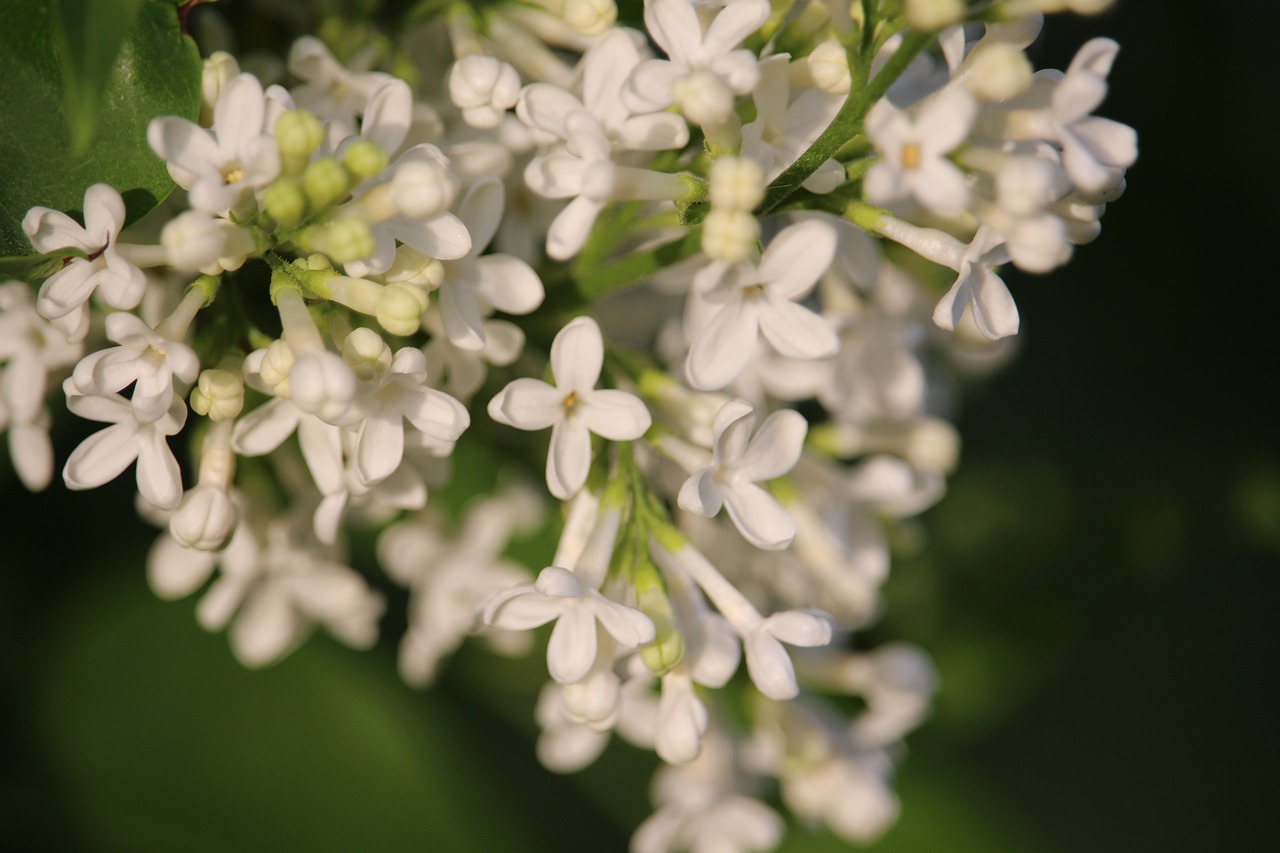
[573,226,704,300]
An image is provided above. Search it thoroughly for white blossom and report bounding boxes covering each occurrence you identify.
[489,316,651,499]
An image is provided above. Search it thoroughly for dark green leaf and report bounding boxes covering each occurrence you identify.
[0,0,201,257]
[52,0,145,155]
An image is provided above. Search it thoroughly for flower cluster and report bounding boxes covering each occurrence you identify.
[1,0,1135,850]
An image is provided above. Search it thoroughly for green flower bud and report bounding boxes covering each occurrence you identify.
[304,157,353,210]
[343,139,389,182]
[263,177,308,228]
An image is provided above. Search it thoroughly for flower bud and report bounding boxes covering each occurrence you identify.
[304,157,352,210]
[376,282,429,337]
[343,139,389,182]
[289,350,357,423]
[996,156,1058,217]
[341,327,392,381]
[709,157,765,211]
[258,340,295,395]
[390,159,458,219]
[561,0,617,35]
[672,70,735,127]
[311,217,375,265]
[169,484,239,551]
[963,43,1032,102]
[808,40,851,94]
[276,109,326,162]
[561,669,621,728]
[701,209,759,263]
[190,369,245,421]
[448,55,521,130]
[905,0,965,30]
[262,177,308,228]
[162,211,254,274]
[200,52,240,127]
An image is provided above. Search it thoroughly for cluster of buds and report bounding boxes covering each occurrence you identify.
[1,0,1134,850]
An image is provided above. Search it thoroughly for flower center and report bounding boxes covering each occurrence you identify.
[743,283,766,300]
[900,143,921,170]
[222,163,245,185]
[562,391,580,415]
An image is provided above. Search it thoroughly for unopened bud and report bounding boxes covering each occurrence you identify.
[963,43,1032,102]
[376,282,429,337]
[190,369,245,421]
[170,484,239,551]
[259,339,295,395]
[276,109,326,162]
[289,351,357,423]
[385,246,445,289]
[562,0,617,35]
[709,157,765,211]
[672,69,735,127]
[200,52,240,126]
[808,40,851,94]
[341,327,392,380]
[304,157,353,210]
[448,55,521,130]
[263,177,308,228]
[343,139,389,182]
[701,209,759,263]
[390,159,458,219]
[310,217,374,265]
[905,0,965,30]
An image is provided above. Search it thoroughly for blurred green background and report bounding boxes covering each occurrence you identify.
[3,2,1277,851]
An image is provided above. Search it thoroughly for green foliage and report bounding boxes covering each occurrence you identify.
[0,0,201,257]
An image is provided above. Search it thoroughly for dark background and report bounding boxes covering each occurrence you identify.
[3,1,1277,850]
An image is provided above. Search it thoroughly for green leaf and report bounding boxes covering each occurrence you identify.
[0,247,89,283]
[52,0,145,155]
[0,0,201,258]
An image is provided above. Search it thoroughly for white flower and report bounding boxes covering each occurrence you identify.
[489,316,651,499]
[1044,38,1137,196]
[678,399,807,550]
[864,86,977,215]
[148,73,281,215]
[741,55,844,191]
[62,387,186,509]
[482,566,656,684]
[288,36,394,130]
[517,28,690,259]
[684,219,839,391]
[931,225,1017,339]
[449,55,521,129]
[23,183,146,320]
[623,0,770,126]
[69,312,200,423]
[345,330,470,486]
[435,179,544,352]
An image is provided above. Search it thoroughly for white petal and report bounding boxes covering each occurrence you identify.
[758,219,838,299]
[590,597,655,647]
[475,255,544,315]
[356,409,405,484]
[517,83,583,137]
[623,60,682,114]
[488,378,563,429]
[547,419,592,499]
[654,679,707,764]
[763,609,833,647]
[910,158,970,213]
[701,0,770,59]
[232,398,299,456]
[146,534,218,599]
[439,275,487,352]
[970,267,1020,339]
[545,196,604,261]
[758,299,838,360]
[550,316,603,393]
[230,588,300,667]
[82,184,126,242]
[743,627,799,700]
[9,422,53,491]
[645,0,701,64]
[735,409,807,482]
[578,389,650,441]
[63,423,139,490]
[685,300,758,391]
[916,87,976,156]
[457,177,504,256]
[136,427,183,509]
[614,113,690,151]
[147,116,221,176]
[483,586,562,630]
[547,606,599,683]
[723,482,795,549]
[677,469,723,517]
[403,387,470,442]
[214,74,266,153]
[391,212,472,261]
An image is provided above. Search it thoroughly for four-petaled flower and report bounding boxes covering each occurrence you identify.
[482,566,656,684]
[489,316,651,499]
